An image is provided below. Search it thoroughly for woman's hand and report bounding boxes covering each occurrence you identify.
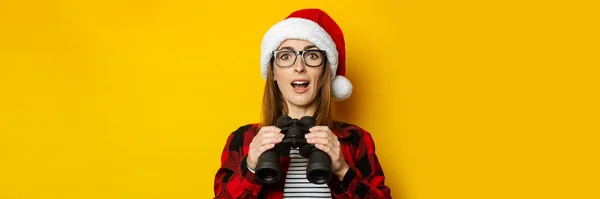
[246,126,284,170]
[306,126,349,180]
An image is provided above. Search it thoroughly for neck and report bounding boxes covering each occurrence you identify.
[285,101,318,119]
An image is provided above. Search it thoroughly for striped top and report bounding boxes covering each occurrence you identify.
[283,148,331,199]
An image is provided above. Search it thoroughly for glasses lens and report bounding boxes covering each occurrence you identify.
[275,51,296,67]
[303,50,324,67]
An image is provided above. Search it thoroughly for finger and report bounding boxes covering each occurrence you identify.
[251,128,282,149]
[257,143,275,154]
[260,136,283,146]
[257,129,283,142]
[250,134,268,149]
[261,132,284,141]
[307,137,332,146]
[305,131,329,139]
[314,143,334,156]
[317,143,342,161]
[309,126,332,133]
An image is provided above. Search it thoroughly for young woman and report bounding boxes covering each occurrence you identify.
[214,9,392,199]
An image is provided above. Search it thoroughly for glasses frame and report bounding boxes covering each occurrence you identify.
[272,49,327,68]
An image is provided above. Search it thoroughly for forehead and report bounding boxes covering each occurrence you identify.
[277,39,317,50]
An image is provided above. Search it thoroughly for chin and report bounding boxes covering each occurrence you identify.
[284,92,316,107]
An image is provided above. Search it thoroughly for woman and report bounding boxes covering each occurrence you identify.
[214,9,391,199]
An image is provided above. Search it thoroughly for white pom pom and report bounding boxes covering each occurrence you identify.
[332,75,353,101]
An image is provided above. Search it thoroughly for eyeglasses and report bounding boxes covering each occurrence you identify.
[272,50,326,68]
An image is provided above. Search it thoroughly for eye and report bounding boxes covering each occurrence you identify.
[277,51,294,60]
[306,52,321,60]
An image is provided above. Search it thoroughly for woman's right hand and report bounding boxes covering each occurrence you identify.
[246,126,284,170]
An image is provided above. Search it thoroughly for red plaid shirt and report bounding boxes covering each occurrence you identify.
[214,122,392,198]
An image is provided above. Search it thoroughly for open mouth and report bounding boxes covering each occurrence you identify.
[291,80,310,92]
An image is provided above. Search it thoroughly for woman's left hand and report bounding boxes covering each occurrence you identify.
[306,126,349,180]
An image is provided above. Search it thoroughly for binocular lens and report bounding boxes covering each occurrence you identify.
[255,150,281,184]
[256,168,279,183]
[306,150,332,184]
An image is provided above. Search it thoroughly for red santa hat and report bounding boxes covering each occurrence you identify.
[260,8,353,101]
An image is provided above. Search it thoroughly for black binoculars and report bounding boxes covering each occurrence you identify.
[254,115,332,184]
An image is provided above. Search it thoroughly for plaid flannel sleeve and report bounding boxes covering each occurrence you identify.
[214,125,263,199]
[329,127,392,198]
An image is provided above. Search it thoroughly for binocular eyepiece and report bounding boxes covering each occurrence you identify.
[254,116,332,184]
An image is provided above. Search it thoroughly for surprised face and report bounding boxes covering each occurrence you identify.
[273,39,325,108]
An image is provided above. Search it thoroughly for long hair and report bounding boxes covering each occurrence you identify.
[260,59,336,129]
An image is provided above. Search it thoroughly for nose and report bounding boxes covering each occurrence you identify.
[293,57,306,73]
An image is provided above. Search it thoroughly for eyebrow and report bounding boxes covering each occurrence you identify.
[304,45,318,50]
[277,45,319,51]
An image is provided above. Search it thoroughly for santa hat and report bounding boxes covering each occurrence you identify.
[260,8,353,101]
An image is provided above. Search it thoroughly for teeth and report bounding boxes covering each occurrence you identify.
[292,81,308,85]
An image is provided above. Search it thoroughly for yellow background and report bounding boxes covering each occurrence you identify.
[1,0,598,198]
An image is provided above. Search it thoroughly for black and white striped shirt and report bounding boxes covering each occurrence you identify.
[282,148,331,199]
